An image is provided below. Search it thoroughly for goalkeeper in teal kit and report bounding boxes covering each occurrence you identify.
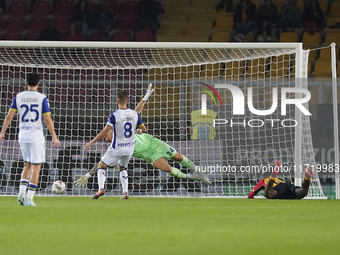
[74,84,210,198]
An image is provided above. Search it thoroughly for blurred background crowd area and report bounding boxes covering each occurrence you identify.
[0,0,338,77]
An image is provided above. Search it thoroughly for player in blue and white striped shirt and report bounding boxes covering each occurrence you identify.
[83,90,146,199]
[0,73,60,206]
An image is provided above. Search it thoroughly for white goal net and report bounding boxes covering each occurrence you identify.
[0,41,325,198]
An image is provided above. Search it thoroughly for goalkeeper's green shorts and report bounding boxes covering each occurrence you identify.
[135,138,177,165]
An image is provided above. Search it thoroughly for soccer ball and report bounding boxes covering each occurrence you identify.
[52,180,66,194]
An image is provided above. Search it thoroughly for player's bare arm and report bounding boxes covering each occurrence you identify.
[134,83,155,114]
[139,124,147,133]
[84,125,112,150]
[135,125,146,135]
[0,109,16,144]
[44,114,60,147]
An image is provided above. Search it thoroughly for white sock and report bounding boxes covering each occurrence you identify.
[27,183,37,200]
[119,169,128,194]
[97,168,106,190]
[19,179,29,194]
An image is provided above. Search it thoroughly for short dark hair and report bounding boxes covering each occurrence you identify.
[26,73,40,86]
[117,90,128,104]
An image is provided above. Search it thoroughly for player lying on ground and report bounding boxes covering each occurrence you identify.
[83,89,147,200]
[248,160,315,199]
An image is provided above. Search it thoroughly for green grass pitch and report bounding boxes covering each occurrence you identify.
[0,197,339,255]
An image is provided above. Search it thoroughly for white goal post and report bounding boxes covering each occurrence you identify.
[0,41,327,198]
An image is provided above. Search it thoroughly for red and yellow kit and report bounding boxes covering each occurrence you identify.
[248,178,284,198]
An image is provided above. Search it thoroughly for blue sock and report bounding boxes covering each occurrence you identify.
[27,183,37,200]
[19,179,29,194]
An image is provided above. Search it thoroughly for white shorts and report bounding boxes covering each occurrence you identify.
[20,143,45,164]
[101,146,133,168]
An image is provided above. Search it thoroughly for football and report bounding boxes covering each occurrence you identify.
[52,180,66,194]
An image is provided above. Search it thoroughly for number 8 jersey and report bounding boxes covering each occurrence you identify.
[106,109,144,152]
[10,91,51,143]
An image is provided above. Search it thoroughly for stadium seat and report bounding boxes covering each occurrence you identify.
[165,6,216,15]
[312,60,332,77]
[302,32,321,46]
[270,56,290,78]
[308,86,319,106]
[211,31,231,42]
[48,87,68,103]
[304,47,317,61]
[115,15,136,30]
[205,49,226,62]
[318,48,331,61]
[318,0,328,13]
[9,1,30,15]
[158,28,211,36]
[214,16,234,30]
[72,87,93,103]
[54,1,73,16]
[123,69,142,81]
[135,30,154,42]
[119,1,139,15]
[3,30,23,40]
[318,47,338,60]
[243,31,254,42]
[89,29,100,41]
[143,85,181,119]
[323,32,340,46]
[252,1,261,10]
[5,83,23,102]
[271,0,283,12]
[95,84,111,103]
[162,13,216,22]
[201,63,223,77]
[6,16,26,30]
[148,66,199,80]
[245,58,268,79]
[31,1,51,16]
[166,0,219,8]
[329,2,340,16]
[225,61,246,76]
[325,17,340,32]
[160,21,213,30]
[279,32,298,42]
[112,31,133,41]
[25,30,41,40]
[8,67,27,80]
[28,16,48,31]
[53,16,70,32]
[157,35,209,42]
[106,0,117,12]
[87,0,95,11]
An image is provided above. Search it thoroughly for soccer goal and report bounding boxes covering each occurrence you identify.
[0,41,328,198]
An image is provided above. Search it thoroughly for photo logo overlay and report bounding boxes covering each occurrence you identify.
[197,82,222,115]
[199,83,312,128]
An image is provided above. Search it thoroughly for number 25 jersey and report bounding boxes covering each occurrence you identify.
[106,109,144,151]
[10,91,51,143]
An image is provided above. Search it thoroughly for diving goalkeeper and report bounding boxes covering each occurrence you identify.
[74,85,211,198]
[248,160,314,199]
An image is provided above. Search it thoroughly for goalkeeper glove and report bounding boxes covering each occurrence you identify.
[142,83,155,101]
[74,175,90,188]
